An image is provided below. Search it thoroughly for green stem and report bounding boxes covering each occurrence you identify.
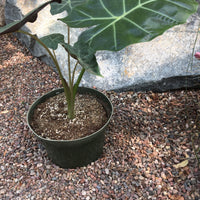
[67,26,73,91]
[187,22,200,72]
[17,29,85,120]
[72,60,79,86]
[187,24,200,168]
[65,67,85,119]
[17,30,71,111]
[73,68,85,99]
[66,26,76,119]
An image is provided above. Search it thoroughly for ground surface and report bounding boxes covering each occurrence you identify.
[0,34,200,199]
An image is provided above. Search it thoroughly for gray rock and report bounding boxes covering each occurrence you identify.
[115,75,200,93]
[5,0,33,49]
[0,0,6,26]
[4,0,200,91]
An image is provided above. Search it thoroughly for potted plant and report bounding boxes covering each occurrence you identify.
[0,0,198,168]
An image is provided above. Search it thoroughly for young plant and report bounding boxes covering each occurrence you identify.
[0,0,198,119]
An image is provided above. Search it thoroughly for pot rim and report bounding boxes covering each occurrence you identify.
[27,87,113,143]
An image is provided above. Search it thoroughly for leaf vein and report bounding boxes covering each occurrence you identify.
[123,17,151,34]
[164,0,194,11]
[141,6,177,23]
[83,0,194,48]
[100,0,115,17]
[113,24,117,50]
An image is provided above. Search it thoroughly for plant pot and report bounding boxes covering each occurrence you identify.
[27,87,113,168]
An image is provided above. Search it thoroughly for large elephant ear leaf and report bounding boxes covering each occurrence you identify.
[62,0,198,51]
[50,0,71,14]
[50,0,86,15]
[0,0,61,35]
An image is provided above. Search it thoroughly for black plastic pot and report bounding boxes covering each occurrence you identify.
[27,87,113,168]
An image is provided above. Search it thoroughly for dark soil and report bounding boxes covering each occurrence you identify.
[30,92,108,140]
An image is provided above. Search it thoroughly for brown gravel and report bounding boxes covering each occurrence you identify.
[0,34,200,200]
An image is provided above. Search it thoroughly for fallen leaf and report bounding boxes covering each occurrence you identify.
[184,152,190,158]
[173,160,189,169]
[168,194,184,200]
[0,110,9,114]
[3,150,7,157]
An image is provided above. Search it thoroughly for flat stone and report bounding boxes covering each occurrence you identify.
[0,0,5,26]
[0,189,6,194]
[4,0,200,91]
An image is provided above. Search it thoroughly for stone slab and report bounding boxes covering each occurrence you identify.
[4,0,200,92]
[0,0,6,26]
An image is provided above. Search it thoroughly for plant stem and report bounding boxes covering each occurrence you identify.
[17,30,71,111]
[67,67,85,119]
[17,29,85,120]
[187,22,200,72]
[72,61,79,86]
[66,26,76,119]
[67,26,72,91]
[73,68,85,99]
[186,24,200,167]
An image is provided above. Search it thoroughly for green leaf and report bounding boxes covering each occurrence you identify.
[39,33,101,76]
[62,0,198,51]
[40,33,65,50]
[0,0,61,35]
[63,42,102,76]
[74,41,102,76]
[50,0,71,14]
[50,0,84,15]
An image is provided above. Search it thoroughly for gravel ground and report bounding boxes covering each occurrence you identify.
[0,34,200,200]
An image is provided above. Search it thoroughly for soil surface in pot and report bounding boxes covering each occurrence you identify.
[30,92,108,140]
